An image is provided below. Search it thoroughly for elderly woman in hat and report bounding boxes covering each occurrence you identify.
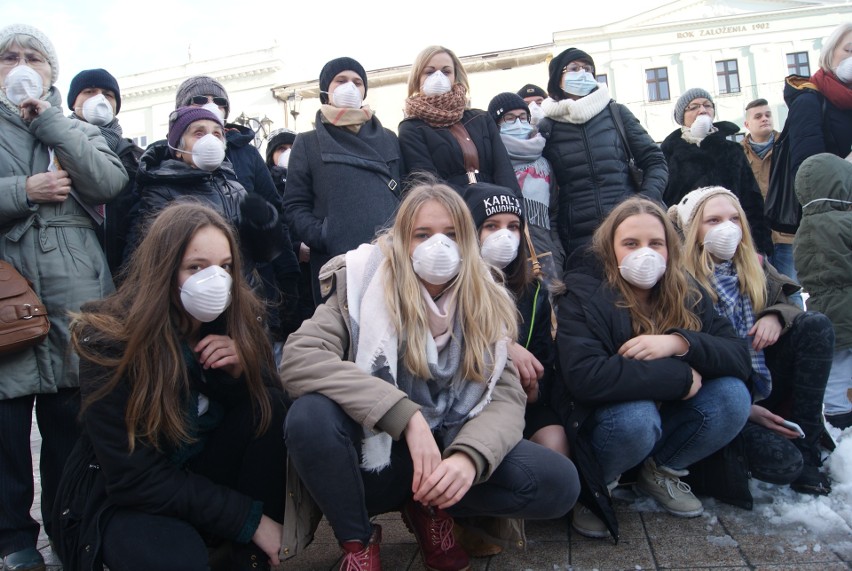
[661,88,773,255]
[0,23,128,571]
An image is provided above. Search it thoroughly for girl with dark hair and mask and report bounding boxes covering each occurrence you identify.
[52,202,288,571]
[556,197,751,541]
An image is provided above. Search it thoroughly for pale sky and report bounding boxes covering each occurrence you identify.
[8,0,667,95]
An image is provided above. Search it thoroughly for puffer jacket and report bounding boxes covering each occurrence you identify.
[539,91,667,262]
[0,89,127,399]
[794,153,852,350]
[662,122,773,256]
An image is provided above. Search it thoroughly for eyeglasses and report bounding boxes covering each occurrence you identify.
[563,63,594,74]
[190,95,228,107]
[685,102,715,113]
[0,52,47,67]
[502,112,529,124]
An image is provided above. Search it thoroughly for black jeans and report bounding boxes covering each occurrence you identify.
[284,393,580,545]
[0,388,80,556]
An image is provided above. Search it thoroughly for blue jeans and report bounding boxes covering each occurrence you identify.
[769,244,803,309]
[589,376,751,483]
[825,348,852,416]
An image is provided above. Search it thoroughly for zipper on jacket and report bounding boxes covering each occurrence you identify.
[581,126,603,221]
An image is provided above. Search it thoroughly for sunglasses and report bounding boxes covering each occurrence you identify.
[190,95,228,107]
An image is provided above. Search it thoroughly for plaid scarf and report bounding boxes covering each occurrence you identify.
[404,83,467,127]
[319,104,374,133]
[712,261,771,399]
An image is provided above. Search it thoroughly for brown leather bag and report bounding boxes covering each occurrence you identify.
[448,122,481,184]
[0,260,49,354]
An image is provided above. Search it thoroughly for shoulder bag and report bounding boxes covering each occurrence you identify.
[608,101,644,191]
[448,122,481,185]
[0,260,49,354]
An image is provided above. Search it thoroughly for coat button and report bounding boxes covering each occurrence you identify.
[62,509,70,515]
[283,547,290,555]
[572,421,579,428]
[84,545,91,552]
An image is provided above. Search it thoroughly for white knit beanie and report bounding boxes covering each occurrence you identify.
[0,24,59,85]
[667,186,738,232]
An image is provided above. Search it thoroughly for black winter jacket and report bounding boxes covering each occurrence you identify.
[398,109,520,194]
[555,251,750,539]
[224,124,285,214]
[661,122,773,255]
[99,138,144,278]
[539,103,667,262]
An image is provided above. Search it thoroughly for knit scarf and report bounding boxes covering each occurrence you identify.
[345,243,506,471]
[748,132,775,160]
[811,68,852,110]
[502,131,547,165]
[501,133,552,232]
[712,261,771,399]
[541,84,610,125]
[404,83,467,128]
[680,125,719,147]
[71,112,124,151]
[319,104,374,133]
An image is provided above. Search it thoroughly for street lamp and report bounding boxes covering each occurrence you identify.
[285,90,302,131]
[234,112,274,147]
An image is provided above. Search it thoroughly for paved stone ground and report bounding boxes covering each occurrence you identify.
[18,415,852,571]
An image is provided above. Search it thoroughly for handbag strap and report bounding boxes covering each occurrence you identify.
[448,122,481,184]
[608,101,635,162]
[523,224,542,278]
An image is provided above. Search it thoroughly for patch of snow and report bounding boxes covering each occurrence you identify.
[706,534,738,547]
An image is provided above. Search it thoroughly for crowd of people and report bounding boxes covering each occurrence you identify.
[0,19,850,571]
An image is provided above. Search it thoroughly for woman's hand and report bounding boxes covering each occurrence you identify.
[413,452,476,510]
[26,171,71,204]
[748,314,782,351]
[194,334,243,378]
[683,368,702,399]
[404,411,442,497]
[748,404,802,439]
[19,97,50,122]
[252,515,282,567]
[507,341,543,402]
[619,334,688,360]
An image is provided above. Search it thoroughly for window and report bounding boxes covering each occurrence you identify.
[132,135,148,148]
[716,59,740,94]
[646,67,669,102]
[787,52,810,76]
[595,73,608,87]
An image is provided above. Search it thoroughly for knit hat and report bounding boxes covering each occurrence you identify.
[463,183,523,228]
[547,47,595,99]
[319,57,367,104]
[487,92,530,124]
[168,106,224,154]
[265,128,297,165]
[517,84,547,100]
[175,75,230,119]
[0,24,58,85]
[673,87,714,126]
[667,186,738,232]
[67,68,121,113]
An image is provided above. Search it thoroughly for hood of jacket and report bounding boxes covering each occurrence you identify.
[225,123,256,149]
[795,153,852,214]
[783,74,820,108]
[137,140,237,185]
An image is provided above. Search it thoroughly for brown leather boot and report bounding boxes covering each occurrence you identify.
[339,524,382,571]
[401,499,470,571]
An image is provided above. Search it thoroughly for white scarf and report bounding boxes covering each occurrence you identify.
[541,84,611,125]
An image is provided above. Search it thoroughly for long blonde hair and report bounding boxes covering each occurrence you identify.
[593,197,702,335]
[407,45,470,97]
[377,180,517,381]
[681,193,767,311]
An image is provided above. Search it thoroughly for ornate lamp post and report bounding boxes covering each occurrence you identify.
[285,89,302,131]
[233,112,274,147]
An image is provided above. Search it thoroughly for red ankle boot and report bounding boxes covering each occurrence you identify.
[339,524,382,571]
[401,500,470,571]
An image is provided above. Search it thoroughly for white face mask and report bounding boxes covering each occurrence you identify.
[689,114,714,140]
[3,64,43,106]
[480,228,520,269]
[703,220,742,261]
[179,265,233,323]
[835,56,852,83]
[411,233,462,285]
[332,81,363,109]
[201,101,226,122]
[422,70,452,97]
[81,93,114,126]
[188,133,226,171]
[618,247,667,290]
[528,101,545,126]
[276,148,291,169]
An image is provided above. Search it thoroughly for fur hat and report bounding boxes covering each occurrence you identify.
[463,183,523,228]
[487,92,530,124]
[319,57,367,104]
[547,47,595,99]
[67,68,121,113]
[168,106,223,154]
[265,128,297,166]
[517,83,547,100]
[673,87,714,126]
[667,186,738,232]
[175,75,230,120]
[0,24,58,85]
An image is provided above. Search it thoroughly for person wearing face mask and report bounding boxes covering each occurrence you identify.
[281,180,579,571]
[398,46,520,194]
[794,154,852,431]
[661,88,773,256]
[517,84,547,126]
[0,24,129,571]
[487,93,562,284]
[67,68,145,279]
[556,197,751,540]
[538,47,668,267]
[51,202,288,571]
[283,57,404,307]
[672,186,834,499]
